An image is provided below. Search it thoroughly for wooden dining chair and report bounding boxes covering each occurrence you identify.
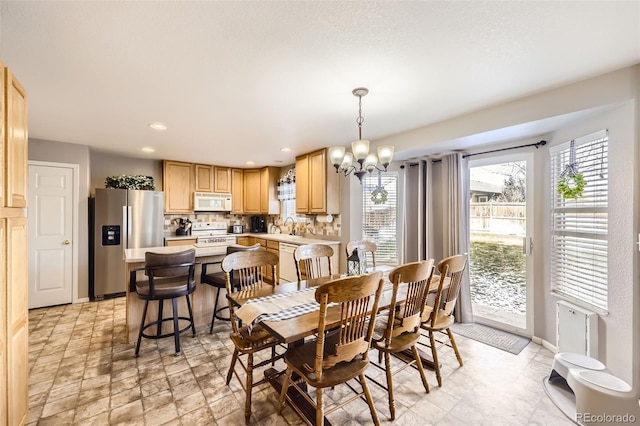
[419,253,468,387]
[222,250,284,424]
[200,243,261,333]
[293,243,333,281]
[370,259,435,420]
[277,272,385,426]
[345,240,377,269]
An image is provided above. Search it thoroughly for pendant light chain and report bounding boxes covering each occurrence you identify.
[356,93,364,140]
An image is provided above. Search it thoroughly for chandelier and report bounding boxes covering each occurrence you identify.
[328,87,394,183]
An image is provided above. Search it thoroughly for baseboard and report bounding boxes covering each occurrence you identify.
[74,297,89,304]
[541,338,558,353]
[531,335,543,345]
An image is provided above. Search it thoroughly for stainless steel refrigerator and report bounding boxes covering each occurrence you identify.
[92,188,164,299]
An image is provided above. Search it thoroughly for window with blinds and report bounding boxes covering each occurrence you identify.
[550,130,608,311]
[362,171,399,265]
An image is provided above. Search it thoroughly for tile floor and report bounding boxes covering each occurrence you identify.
[27,297,574,425]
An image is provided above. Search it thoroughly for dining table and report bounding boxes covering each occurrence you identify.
[226,271,449,425]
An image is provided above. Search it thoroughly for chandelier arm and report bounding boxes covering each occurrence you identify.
[341,165,357,177]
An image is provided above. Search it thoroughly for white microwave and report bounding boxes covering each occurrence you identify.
[193,192,232,212]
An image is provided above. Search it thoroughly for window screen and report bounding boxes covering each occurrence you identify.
[550,130,608,310]
[362,171,399,265]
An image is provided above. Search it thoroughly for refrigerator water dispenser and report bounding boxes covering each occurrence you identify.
[101,225,121,246]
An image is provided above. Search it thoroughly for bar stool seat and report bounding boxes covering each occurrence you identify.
[134,249,197,356]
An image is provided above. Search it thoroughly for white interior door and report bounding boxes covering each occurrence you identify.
[28,163,75,308]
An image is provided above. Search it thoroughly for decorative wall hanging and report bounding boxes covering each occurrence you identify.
[370,171,388,205]
[557,140,585,199]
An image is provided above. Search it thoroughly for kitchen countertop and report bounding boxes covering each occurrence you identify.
[124,245,227,263]
[164,234,198,241]
[164,232,340,245]
[250,233,341,245]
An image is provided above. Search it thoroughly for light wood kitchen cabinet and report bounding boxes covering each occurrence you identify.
[5,68,28,209]
[242,168,281,215]
[243,169,261,213]
[266,240,279,284]
[163,160,194,213]
[295,154,309,214]
[165,238,197,247]
[1,60,28,426]
[231,169,244,214]
[295,148,340,214]
[260,166,280,215]
[195,164,214,192]
[0,220,6,426]
[236,236,252,246]
[213,166,231,193]
[6,217,27,426]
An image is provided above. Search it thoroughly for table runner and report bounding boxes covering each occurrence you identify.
[236,288,331,332]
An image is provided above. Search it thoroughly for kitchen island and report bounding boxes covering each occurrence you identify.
[124,235,342,344]
[124,245,227,344]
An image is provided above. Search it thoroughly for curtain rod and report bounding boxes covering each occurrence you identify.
[429,140,547,163]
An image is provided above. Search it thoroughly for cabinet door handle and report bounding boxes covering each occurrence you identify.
[63,240,71,245]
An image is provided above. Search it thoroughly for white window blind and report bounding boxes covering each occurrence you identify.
[362,172,398,265]
[550,130,608,310]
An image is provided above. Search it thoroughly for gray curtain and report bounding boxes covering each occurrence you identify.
[402,160,430,263]
[441,153,473,323]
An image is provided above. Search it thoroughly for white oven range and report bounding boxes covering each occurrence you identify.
[191,221,237,247]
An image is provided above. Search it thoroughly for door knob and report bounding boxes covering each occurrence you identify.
[63,240,71,245]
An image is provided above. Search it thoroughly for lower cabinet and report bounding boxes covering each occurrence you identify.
[266,240,279,284]
[165,238,197,247]
[5,217,28,426]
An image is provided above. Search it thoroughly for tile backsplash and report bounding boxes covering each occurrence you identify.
[164,213,341,238]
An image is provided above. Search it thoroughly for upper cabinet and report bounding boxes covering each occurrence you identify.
[194,164,214,192]
[296,148,340,214]
[231,169,244,214]
[195,165,231,193]
[213,166,231,193]
[5,68,28,209]
[1,60,28,426]
[163,161,194,213]
[261,167,280,215]
[243,167,280,215]
[243,169,261,213]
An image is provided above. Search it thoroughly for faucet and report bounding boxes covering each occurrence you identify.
[284,217,296,235]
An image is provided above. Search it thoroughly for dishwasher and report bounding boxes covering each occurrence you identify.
[279,242,298,283]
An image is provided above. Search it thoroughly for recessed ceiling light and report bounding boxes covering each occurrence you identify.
[148,122,167,131]
[141,147,155,153]
[246,161,255,165]
[280,147,291,152]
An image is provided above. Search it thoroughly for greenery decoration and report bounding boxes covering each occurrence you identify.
[557,173,585,199]
[105,175,155,190]
[371,187,388,205]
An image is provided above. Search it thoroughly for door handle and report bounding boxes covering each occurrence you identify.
[63,240,71,245]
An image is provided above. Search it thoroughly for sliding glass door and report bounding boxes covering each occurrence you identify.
[468,153,533,335]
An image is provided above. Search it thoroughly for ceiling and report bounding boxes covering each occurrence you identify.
[1,1,638,167]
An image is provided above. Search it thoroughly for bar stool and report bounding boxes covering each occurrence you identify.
[200,243,261,334]
[133,248,197,356]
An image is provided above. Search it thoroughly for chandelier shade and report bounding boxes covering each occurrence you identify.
[328,87,394,183]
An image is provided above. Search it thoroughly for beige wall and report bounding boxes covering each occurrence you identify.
[90,149,163,193]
